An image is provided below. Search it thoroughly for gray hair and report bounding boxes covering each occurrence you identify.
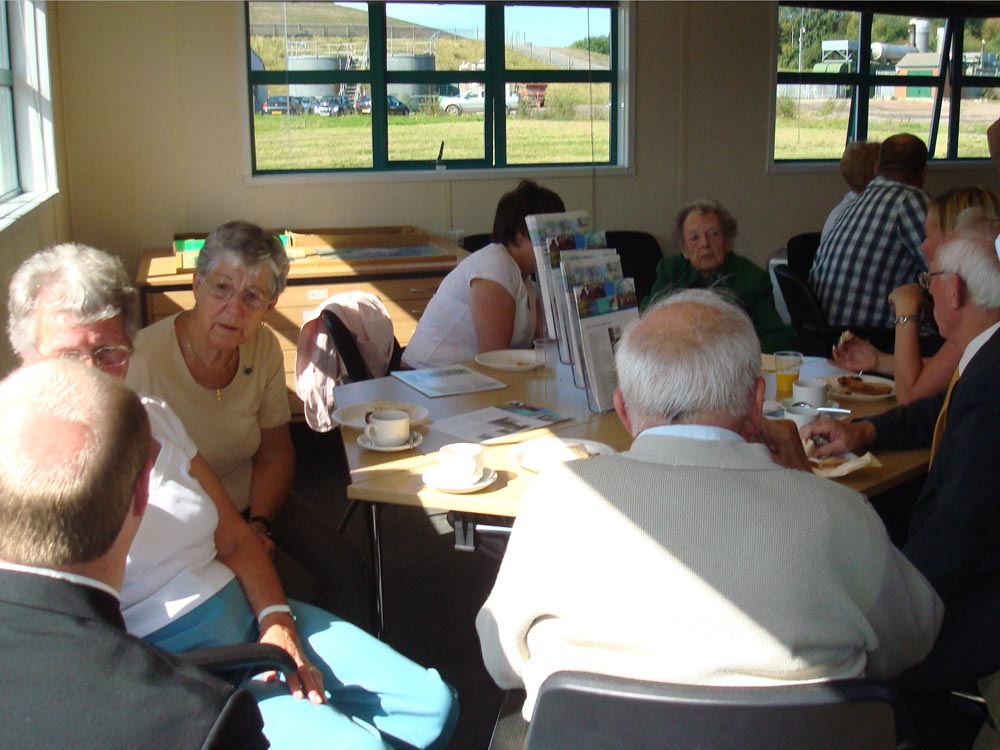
[935,220,1000,310]
[615,288,760,430]
[7,243,141,360]
[196,220,290,299]
[0,359,150,566]
[673,199,738,250]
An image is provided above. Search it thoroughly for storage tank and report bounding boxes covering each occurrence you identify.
[387,54,436,106]
[289,55,350,99]
[870,43,916,65]
[250,50,267,112]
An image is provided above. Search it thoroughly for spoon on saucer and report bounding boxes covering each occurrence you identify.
[792,402,851,415]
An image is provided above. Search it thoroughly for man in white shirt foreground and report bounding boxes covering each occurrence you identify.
[0,360,267,749]
[477,288,943,721]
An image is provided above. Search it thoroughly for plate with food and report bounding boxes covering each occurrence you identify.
[826,374,895,402]
[509,437,616,474]
[332,401,429,430]
[803,438,881,478]
[474,349,540,372]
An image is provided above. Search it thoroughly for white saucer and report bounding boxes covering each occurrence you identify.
[779,397,841,410]
[357,432,424,452]
[422,466,498,494]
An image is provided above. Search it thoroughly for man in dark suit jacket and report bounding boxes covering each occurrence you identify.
[0,360,268,750]
[803,219,1000,747]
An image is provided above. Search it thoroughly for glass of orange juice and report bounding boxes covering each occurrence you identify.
[774,350,803,395]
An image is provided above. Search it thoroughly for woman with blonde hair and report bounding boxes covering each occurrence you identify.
[832,186,1000,403]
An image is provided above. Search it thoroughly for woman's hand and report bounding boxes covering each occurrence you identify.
[259,614,326,704]
[831,332,880,373]
[888,283,924,317]
[249,520,277,557]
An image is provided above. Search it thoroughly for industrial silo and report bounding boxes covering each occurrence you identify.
[289,55,351,100]
[387,53,436,110]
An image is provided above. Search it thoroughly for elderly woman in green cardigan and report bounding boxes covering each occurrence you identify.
[642,199,796,353]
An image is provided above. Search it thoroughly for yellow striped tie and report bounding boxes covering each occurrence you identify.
[930,368,960,466]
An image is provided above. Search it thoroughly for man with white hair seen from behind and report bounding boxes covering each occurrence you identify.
[804,219,1000,748]
[0,360,267,749]
[476,289,942,721]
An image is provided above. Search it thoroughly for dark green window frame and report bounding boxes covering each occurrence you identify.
[776,1,1000,162]
[245,1,619,175]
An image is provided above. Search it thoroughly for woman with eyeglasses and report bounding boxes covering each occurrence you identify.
[832,186,1000,404]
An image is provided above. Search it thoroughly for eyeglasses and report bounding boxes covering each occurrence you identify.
[55,345,133,368]
[918,270,951,290]
[203,276,271,311]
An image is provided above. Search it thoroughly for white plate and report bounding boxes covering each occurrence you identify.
[474,349,539,372]
[509,437,616,473]
[356,431,424,452]
[333,401,429,429]
[825,374,896,402]
[422,466,499,494]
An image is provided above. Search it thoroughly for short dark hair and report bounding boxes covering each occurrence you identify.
[491,180,566,247]
[877,134,928,185]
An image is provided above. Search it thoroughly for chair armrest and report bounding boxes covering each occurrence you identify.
[179,643,296,686]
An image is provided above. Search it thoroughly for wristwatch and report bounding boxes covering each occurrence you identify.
[893,314,919,325]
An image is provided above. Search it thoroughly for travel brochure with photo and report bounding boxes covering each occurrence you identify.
[433,401,573,443]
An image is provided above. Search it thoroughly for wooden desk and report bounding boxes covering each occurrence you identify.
[135,239,464,415]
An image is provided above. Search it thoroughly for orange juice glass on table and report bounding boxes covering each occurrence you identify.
[774,350,803,396]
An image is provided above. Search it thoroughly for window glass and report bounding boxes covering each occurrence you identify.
[870,14,945,77]
[248,1,370,73]
[384,3,485,72]
[963,17,1000,77]
[776,8,861,74]
[774,84,855,161]
[504,6,611,71]
[507,82,611,164]
[0,87,15,197]
[253,112,374,170]
[387,81,487,163]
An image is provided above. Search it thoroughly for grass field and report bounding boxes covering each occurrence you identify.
[254,112,611,169]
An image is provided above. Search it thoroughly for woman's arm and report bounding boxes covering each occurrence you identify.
[470,278,517,353]
[247,424,296,545]
[189,453,323,704]
[889,284,962,404]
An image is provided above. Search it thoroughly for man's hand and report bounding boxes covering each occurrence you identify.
[758,418,812,471]
[800,418,875,458]
[831,332,879,372]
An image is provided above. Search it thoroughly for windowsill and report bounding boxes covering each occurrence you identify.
[243,163,632,187]
[0,188,59,234]
[767,158,998,176]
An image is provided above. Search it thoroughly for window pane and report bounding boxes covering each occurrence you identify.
[776,8,861,74]
[963,17,1000,77]
[388,80,486,162]
[872,15,946,77]
[0,87,16,197]
[867,89,950,154]
[957,96,1000,158]
[248,2,370,73]
[504,6,611,71]
[774,84,853,160]
[507,82,610,165]
[385,3,484,72]
[253,111,373,169]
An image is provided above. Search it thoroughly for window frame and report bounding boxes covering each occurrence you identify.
[244,0,623,177]
[771,1,1000,167]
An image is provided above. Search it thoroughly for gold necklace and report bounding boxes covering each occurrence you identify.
[182,314,236,402]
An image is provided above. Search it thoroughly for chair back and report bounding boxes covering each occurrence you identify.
[786,231,822,278]
[463,233,493,252]
[525,672,897,750]
[772,264,837,355]
[604,230,663,306]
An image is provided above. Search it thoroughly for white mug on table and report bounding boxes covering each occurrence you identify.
[364,409,410,447]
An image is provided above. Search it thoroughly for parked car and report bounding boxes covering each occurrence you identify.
[294,95,318,114]
[438,90,519,115]
[315,95,351,117]
[261,95,304,115]
[355,95,410,116]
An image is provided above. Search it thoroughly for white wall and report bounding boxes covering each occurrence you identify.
[47,1,1000,277]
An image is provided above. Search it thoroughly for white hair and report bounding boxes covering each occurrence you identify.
[935,220,1000,310]
[614,288,760,430]
[7,243,140,359]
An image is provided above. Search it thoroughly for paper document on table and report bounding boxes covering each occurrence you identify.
[433,401,573,443]
[391,365,506,398]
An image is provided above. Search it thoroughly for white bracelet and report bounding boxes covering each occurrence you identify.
[257,604,293,625]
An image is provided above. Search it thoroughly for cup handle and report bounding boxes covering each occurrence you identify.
[364,423,378,442]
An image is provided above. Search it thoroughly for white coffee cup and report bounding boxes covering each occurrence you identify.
[792,377,829,407]
[783,404,819,430]
[364,409,410,447]
[438,443,485,486]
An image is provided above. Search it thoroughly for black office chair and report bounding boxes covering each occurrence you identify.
[786,231,822,278]
[490,671,903,750]
[772,264,838,356]
[605,230,663,306]
[179,643,297,687]
[463,233,493,252]
[321,308,403,382]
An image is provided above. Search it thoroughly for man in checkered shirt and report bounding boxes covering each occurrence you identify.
[810,134,929,332]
